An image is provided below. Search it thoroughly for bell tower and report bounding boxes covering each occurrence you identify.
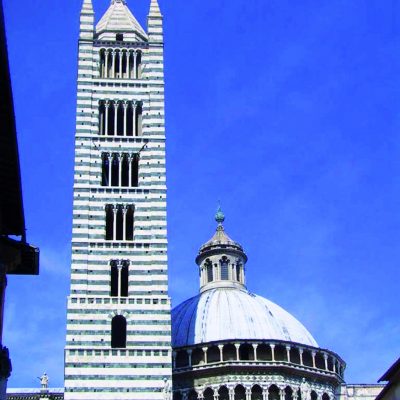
[64,0,171,399]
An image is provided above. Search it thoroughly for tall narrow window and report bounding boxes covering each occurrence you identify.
[111,315,127,348]
[101,153,109,186]
[121,154,129,187]
[117,101,124,135]
[110,261,118,297]
[206,260,213,283]
[108,103,115,136]
[220,258,229,280]
[125,206,134,241]
[111,154,119,187]
[236,264,241,282]
[121,261,129,297]
[126,102,133,136]
[135,103,143,136]
[99,101,105,135]
[116,206,124,240]
[136,51,142,79]
[131,154,139,187]
[105,205,114,240]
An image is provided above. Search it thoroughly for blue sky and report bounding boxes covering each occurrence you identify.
[3,0,400,389]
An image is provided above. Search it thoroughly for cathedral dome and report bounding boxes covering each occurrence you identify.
[172,287,318,348]
[172,208,318,349]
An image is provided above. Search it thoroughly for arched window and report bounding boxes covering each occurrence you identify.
[110,154,119,186]
[101,153,110,186]
[236,263,241,281]
[188,391,198,400]
[108,102,115,136]
[220,257,229,280]
[125,206,134,241]
[117,101,124,135]
[135,103,143,136]
[205,260,213,283]
[116,206,124,240]
[99,101,106,135]
[268,385,280,400]
[131,154,139,187]
[120,261,129,297]
[204,388,214,400]
[111,315,127,348]
[251,385,263,400]
[110,261,119,297]
[121,154,129,187]
[219,387,229,400]
[234,385,246,400]
[284,387,293,400]
[311,392,318,400]
[136,51,142,79]
[105,205,114,240]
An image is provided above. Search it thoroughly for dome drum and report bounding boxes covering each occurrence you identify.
[172,380,336,400]
[172,339,345,383]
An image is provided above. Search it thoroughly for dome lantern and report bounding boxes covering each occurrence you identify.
[196,207,248,293]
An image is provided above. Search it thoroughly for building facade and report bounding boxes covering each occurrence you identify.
[64,0,172,399]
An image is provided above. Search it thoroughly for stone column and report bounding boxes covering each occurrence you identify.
[187,349,192,367]
[118,154,122,186]
[132,102,137,136]
[122,207,127,241]
[123,102,128,136]
[117,262,122,297]
[202,347,208,364]
[279,388,285,400]
[218,345,223,362]
[311,351,316,368]
[323,353,328,371]
[128,155,132,187]
[113,207,117,240]
[111,50,116,78]
[126,51,131,78]
[114,101,119,136]
[229,388,234,400]
[133,51,137,79]
[108,154,112,187]
[333,358,337,373]
[105,101,109,136]
[235,344,240,360]
[105,50,109,78]
[252,343,258,361]
[118,50,122,78]
[262,387,268,400]
[299,348,304,366]
[270,344,275,362]
[245,388,251,400]
[286,346,291,363]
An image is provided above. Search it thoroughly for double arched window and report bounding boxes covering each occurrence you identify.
[110,260,129,297]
